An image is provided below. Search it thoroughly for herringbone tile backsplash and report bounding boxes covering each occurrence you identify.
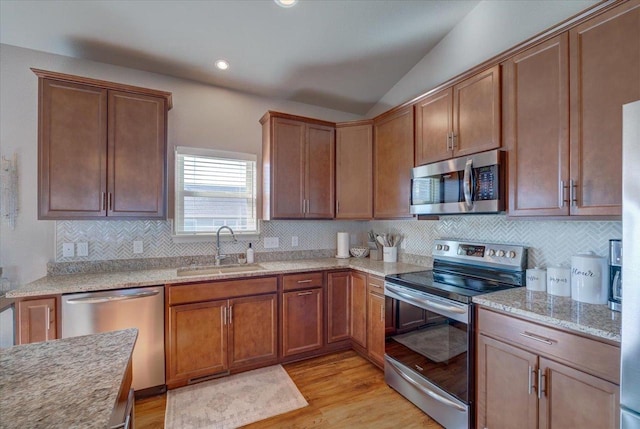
[56,216,621,268]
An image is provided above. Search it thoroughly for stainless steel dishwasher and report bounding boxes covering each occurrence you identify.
[62,286,165,393]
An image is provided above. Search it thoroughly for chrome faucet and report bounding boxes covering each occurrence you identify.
[215,226,238,265]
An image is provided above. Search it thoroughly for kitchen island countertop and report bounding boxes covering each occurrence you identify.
[6,257,428,298]
[473,288,621,343]
[0,329,137,428]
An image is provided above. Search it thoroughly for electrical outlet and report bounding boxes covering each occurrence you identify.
[77,242,89,257]
[264,237,279,249]
[291,236,299,247]
[62,242,75,258]
[133,240,144,254]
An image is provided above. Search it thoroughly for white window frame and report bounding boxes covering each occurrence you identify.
[174,146,258,239]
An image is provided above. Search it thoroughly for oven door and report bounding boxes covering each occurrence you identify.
[384,282,471,428]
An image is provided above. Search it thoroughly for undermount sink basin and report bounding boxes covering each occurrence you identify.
[176,264,265,277]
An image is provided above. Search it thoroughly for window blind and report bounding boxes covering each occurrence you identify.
[175,147,257,235]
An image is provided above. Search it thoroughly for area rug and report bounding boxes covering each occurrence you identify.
[164,365,308,429]
[393,324,467,362]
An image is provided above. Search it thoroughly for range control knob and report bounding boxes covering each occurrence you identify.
[435,244,443,251]
[488,249,496,257]
[508,251,517,259]
[498,250,506,257]
[442,245,450,251]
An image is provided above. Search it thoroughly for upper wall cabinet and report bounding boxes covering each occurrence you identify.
[373,106,414,219]
[506,1,639,217]
[414,65,501,166]
[261,111,335,220]
[336,121,373,220]
[34,69,172,220]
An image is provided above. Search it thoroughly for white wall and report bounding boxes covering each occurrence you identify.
[367,0,599,117]
[0,44,362,287]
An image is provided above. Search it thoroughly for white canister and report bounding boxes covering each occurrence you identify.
[546,266,571,297]
[383,246,398,263]
[526,267,546,291]
[570,252,608,304]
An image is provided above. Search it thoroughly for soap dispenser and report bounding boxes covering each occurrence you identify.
[247,243,255,264]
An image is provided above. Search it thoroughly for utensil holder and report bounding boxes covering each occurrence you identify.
[383,246,397,263]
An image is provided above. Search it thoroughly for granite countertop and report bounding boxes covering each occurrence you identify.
[0,329,137,428]
[473,288,621,343]
[6,257,428,298]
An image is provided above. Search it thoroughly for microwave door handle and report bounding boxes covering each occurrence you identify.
[463,158,473,210]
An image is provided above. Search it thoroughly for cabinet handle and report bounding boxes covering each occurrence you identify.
[451,133,457,149]
[520,331,554,345]
[101,192,106,211]
[446,132,452,150]
[528,365,536,395]
[380,303,384,321]
[222,306,227,326]
[108,193,113,210]
[229,305,233,324]
[49,307,54,325]
[369,282,382,289]
[297,279,313,284]
[337,201,340,214]
[570,179,578,207]
[297,291,313,296]
[306,199,310,213]
[560,181,569,207]
[537,368,546,399]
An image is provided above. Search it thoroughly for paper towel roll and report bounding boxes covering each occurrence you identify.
[337,232,350,258]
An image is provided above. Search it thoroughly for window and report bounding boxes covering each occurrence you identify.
[175,146,257,235]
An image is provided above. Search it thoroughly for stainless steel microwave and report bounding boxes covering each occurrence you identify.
[410,149,505,215]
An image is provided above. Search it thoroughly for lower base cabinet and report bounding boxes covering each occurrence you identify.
[17,297,58,344]
[281,287,323,357]
[367,275,386,368]
[476,307,620,429]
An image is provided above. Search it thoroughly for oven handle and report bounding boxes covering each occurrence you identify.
[387,358,467,412]
[385,284,467,315]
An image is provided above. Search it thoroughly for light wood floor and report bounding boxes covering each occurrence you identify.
[135,350,444,428]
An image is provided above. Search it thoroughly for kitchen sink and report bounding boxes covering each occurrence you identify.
[176,264,265,277]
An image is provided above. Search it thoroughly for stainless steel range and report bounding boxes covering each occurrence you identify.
[384,239,527,429]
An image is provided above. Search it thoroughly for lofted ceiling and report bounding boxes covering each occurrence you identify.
[0,0,480,115]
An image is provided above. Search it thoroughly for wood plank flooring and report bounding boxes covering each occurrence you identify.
[135,350,444,428]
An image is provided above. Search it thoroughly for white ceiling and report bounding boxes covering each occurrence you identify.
[0,0,480,115]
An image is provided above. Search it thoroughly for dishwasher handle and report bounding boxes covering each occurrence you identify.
[65,290,160,304]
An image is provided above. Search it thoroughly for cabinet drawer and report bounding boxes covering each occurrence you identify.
[282,272,324,291]
[478,308,620,383]
[168,276,277,306]
[367,274,384,295]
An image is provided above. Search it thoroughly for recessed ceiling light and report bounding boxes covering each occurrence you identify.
[275,0,298,8]
[214,59,229,71]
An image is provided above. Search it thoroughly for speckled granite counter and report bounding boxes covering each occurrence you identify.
[0,329,137,428]
[6,257,428,298]
[473,288,621,343]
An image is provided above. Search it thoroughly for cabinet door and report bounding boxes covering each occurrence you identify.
[569,1,640,216]
[38,79,107,219]
[505,34,570,217]
[108,91,167,218]
[168,300,227,383]
[476,334,538,429]
[271,118,306,218]
[367,291,385,368]
[453,65,501,157]
[327,271,350,343]
[414,88,453,165]
[305,123,335,218]
[336,123,373,219]
[350,271,367,348]
[373,106,414,219]
[18,298,57,344]
[228,294,277,370]
[539,357,619,429]
[282,288,323,357]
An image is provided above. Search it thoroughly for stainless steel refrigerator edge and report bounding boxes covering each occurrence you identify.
[621,100,640,428]
[62,286,165,392]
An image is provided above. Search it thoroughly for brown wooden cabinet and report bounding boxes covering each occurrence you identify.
[373,106,414,219]
[414,65,501,166]
[281,287,323,357]
[17,297,58,344]
[166,276,278,388]
[34,69,171,220]
[336,121,373,219]
[350,271,367,348]
[261,111,335,220]
[367,286,386,368]
[327,271,350,344]
[476,307,620,429]
[506,1,639,218]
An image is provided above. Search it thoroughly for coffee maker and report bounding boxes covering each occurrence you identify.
[609,239,622,312]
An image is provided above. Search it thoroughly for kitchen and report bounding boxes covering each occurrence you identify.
[0,0,638,428]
